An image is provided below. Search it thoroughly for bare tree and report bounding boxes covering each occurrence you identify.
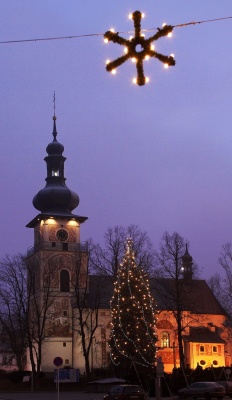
[209,242,232,319]
[71,253,105,380]
[26,255,59,377]
[0,254,28,371]
[155,231,200,368]
[89,225,156,276]
[0,253,58,385]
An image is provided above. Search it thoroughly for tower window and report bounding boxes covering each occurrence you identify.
[63,243,68,251]
[60,270,70,292]
[161,331,170,348]
[200,345,205,352]
[52,169,59,177]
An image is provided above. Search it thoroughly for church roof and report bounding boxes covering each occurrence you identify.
[183,327,226,344]
[150,278,226,315]
[27,116,88,228]
[26,212,87,228]
[87,275,227,316]
[87,275,115,309]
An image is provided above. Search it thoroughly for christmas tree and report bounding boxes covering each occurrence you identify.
[109,238,157,372]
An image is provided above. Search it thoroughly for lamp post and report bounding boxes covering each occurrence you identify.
[172,342,176,369]
[89,309,93,374]
[70,295,77,369]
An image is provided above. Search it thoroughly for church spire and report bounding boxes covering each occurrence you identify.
[52,92,58,140]
[181,243,193,280]
[32,115,79,214]
[52,115,58,140]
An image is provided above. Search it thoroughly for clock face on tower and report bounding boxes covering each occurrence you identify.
[56,229,69,242]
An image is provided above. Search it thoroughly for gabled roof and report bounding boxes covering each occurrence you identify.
[183,327,226,344]
[87,275,114,309]
[150,278,226,315]
[88,275,227,317]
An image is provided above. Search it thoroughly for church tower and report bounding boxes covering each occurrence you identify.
[26,115,88,372]
[181,244,193,280]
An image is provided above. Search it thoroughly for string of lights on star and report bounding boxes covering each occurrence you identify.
[1,12,231,86]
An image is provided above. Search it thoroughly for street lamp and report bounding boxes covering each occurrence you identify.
[89,309,94,374]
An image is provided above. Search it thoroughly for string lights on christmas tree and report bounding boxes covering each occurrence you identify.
[104,10,175,86]
[109,238,157,369]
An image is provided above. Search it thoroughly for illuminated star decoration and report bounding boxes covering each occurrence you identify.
[104,10,175,86]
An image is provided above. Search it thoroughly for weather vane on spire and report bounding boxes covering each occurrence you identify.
[53,91,56,120]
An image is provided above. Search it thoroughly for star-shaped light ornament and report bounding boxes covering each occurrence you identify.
[104,11,175,86]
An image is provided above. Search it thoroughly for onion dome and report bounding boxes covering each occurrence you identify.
[182,244,193,264]
[32,116,80,214]
[181,244,193,280]
[46,116,64,155]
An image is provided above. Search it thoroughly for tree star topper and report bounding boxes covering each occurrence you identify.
[104,10,175,86]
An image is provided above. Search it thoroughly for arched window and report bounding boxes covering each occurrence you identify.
[161,331,170,348]
[60,270,70,292]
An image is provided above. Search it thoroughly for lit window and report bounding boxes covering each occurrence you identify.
[52,169,59,177]
[161,331,170,348]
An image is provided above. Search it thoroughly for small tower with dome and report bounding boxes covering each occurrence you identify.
[181,243,193,280]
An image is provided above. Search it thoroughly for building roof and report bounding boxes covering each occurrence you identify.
[87,275,114,309]
[150,278,226,315]
[26,212,87,228]
[88,275,227,317]
[27,117,88,228]
[183,327,226,344]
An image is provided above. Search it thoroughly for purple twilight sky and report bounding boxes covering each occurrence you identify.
[1,1,232,280]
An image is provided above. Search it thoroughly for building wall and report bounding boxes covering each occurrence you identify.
[155,311,228,373]
[26,226,88,373]
[188,342,225,370]
[41,338,73,371]
[0,354,18,372]
[38,306,231,374]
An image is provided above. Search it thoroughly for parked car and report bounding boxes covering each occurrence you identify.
[218,381,232,397]
[103,384,147,400]
[178,381,226,399]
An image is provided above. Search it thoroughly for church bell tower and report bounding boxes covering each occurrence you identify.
[26,115,88,371]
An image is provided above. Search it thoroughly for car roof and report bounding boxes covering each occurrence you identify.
[193,382,220,385]
[113,384,141,387]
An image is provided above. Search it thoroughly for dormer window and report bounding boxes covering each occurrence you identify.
[52,169,59,177]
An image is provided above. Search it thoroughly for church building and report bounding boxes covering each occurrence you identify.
[26,115,89,372]
[24,115,232,375]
